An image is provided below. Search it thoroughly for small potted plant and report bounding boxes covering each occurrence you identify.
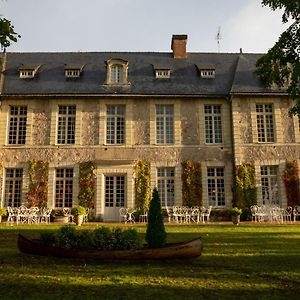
[71,206,86,226]
[230,207,242,225]
[0,208,7,223]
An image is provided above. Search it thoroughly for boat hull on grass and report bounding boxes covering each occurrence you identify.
[18,234,203,260]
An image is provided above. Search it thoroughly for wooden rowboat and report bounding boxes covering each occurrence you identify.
[18,234,203,260]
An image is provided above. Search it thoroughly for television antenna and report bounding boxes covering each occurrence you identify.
[215,26,222,52]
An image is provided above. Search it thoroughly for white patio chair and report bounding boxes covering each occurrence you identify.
[40,207,52,224]
[6,206,17,226]
[28,207,40,224]
[250,205,259,222]
[200,206,212,223]
[165,207,174,223]
[293,206,300,222]
[17,205,29,224]
[190,207,200,223]
[139,208,148,223]
[119,208,128,223]
[63,207,72,222]
[83,208,90,223]
[282,206,293,222]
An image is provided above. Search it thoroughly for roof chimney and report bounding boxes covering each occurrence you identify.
[171,34,188,58]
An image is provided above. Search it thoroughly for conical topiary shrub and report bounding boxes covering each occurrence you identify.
[146,187,166,248]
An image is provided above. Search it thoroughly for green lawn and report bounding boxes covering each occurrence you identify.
[0,222,299,300]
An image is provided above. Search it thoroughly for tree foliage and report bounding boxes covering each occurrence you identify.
[146,188,166,248]
[255,0,300,114]
[0,17,20,49]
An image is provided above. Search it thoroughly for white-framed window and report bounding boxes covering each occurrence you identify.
[19,70,35,78]
[106,105,125,144]
[157,167,175,207]
[205,105,222,144]
[110,64,124,84]
[105,59,129,85]
[200,70,215,78]
[256,104,275,143]
[155,70,170,79]
[55,168,73,208]
[156,104,174,144]
[105,175,126,208]
[57,105,76,144]
[8,105,27,145]
[207,167,225,207]
[65,69,80,78]
[4,168,23,207]
[260,166,279,205]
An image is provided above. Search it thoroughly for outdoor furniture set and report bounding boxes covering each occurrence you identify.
[6,206,53,225]
[250,205,300,223]
[166,206,212,223]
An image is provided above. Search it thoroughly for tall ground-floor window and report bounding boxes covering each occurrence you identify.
[55,168,73,207]
[4,168,23,207]
[207,167,225,207]
[105,175,125,208]
[260,165,278,205]
[157,167,175,207]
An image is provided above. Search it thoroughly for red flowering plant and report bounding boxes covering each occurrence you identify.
[283,161,300,207]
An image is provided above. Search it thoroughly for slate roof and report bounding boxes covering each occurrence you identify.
[0,51,286,97]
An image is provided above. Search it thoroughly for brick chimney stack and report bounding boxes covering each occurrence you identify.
[171,34,188,58]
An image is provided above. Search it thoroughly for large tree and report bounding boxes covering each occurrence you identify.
[0,17,20,49]
[255,0,300,115]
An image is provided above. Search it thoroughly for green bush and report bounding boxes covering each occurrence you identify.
[38,225,142,251]
[71,206,86,216]
[0,208,7,217]
[146,188,166,248]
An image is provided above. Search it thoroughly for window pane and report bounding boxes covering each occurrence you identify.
[55,168,73,207]
[207,167,225,207]
[8,106,27,145]
[156,105,174,144]
[205,105,222,144]
[4,168,23,207]
[106,105,125,144]
[157,167,175,207]
[57,105,76,144]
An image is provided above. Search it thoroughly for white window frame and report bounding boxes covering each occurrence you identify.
[104,175,126,208]
[155,70,170,79]
[55,168,74,208]
[201,70,215,78]
[156,104,174,144]
[207,167,225,207]
[157,167,175,207]
[7,105,27,145]
[260,165,279,205]
[4,168,23,207]
[256,104,275,143]
[106,105,126,145]
[19,70,35,78]
[57,105,76,145]
[65,69,80,78]
[204,105,222,144]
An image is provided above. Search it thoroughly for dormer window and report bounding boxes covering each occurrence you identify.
[105,58,129,85]
[200,69,215,78]
[153,64,171,79]
[64,64,84,78]
[196,64,216,79]
[19,64,40,79]
[155,70,170,79]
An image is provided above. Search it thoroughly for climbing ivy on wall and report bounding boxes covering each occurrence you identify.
[283,160,300,207]
[233,163,257,209]
[26,160,49,208]
[134,160,151,210]
[78,161,96,208]
[181,160,202,207]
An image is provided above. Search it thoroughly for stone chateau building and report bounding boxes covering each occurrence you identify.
[0,35,298,221]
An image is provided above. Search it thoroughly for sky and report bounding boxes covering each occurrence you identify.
[0,0,291,53]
